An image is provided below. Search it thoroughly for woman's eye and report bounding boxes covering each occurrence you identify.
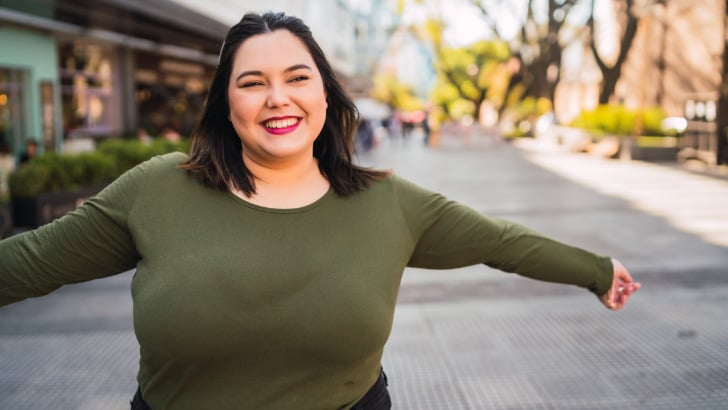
[290,75,309,83]
[241,81,263,88]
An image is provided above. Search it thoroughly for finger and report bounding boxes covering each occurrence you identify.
[617,283,640,304]
[616,271,634,285]
[611,258,634,283]
[605,279,641,311]
[627,282,641,293]
[617,276,640,290]
[619,283,639,301]
[610,288,623,309]
[614,284,632,306]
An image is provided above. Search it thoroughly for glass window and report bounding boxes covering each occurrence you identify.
[59,42,114,138]
[0,67,27,154]
[134,51,212,137]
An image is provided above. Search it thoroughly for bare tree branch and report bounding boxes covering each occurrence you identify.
[589,0,639,103]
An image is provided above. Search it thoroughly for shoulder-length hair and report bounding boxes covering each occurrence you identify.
[179,11,388,197]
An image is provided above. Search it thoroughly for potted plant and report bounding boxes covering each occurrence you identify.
[570,104,681,161]
[8,151,116,228]
[8,137,189,229]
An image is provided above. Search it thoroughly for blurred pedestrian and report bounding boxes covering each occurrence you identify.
[355,117,375,152]
[386,112,402,140]
[136,128,152,144]
[0,11,640,410]
[422,110,431,146]
[18,138,38,166]
[161,125,182,142]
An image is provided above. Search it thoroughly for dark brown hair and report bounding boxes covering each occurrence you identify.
[180,11,388,197]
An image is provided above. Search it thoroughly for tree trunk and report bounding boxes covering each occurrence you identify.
[591,0,639,104]
[717,1,728,165]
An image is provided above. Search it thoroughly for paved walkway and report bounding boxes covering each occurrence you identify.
[1,132,727,409]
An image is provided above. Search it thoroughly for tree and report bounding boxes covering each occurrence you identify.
[429,40,512,121]
[588,0,639,104]
[718,0,728,164]
[370,72,425,112]
[469,0,585,106]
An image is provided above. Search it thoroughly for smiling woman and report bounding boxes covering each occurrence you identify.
[226,30,328,187]
[0,10,639,410]
[180,12,389,202]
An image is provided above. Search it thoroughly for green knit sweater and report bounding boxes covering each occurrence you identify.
[0,152,612,409]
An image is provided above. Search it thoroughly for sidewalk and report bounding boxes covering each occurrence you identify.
[1,132,727,409]
[365,133,728,409]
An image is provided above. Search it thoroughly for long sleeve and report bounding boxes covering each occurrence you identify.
[0,157,147,306]
[393,175,613,296]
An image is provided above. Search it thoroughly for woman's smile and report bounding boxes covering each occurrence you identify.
[262,116,301,135]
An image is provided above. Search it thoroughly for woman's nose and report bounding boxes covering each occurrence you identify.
[266,83,290,108]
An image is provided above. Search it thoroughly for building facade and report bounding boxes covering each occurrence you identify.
[172,0,398,96]
[0,0,228,155]
[557,0,726,164]
[0,0,395,157]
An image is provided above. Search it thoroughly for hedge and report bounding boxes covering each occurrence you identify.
[8,138,189,199]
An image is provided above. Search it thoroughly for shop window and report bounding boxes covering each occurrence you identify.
[0,67,28,154]
[134,53,211,137]
[59,43,114,138]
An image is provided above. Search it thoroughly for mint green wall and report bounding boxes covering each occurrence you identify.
[0,25,60,153]
[0,0,55,19]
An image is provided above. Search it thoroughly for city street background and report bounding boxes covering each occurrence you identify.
[1,131,727,409]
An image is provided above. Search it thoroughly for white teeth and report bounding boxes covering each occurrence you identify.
[265,118,298,129]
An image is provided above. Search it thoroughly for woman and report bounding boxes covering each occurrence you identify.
[0,12,639,410]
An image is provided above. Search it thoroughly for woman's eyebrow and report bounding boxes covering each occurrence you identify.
[235,70,263,82]
[285,64,313,73]
[235,64,313,82]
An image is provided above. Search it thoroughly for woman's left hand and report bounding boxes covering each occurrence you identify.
[599,258,641,311]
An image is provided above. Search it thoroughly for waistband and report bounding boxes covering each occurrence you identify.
[130,368,391,410]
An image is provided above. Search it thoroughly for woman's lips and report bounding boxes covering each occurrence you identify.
[262,117,301,135]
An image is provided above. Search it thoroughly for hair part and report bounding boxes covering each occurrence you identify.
[179,11,388,197]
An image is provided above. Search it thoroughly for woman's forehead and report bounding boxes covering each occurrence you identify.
[232,30,315,71]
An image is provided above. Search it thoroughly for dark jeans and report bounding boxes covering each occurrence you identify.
[131,368,391,410]
[130,385,151,410]
[351,368,391,410]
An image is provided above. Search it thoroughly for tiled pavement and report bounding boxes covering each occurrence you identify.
[370,134,728,409]
[1,132,727,409]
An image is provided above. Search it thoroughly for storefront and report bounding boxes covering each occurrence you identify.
[0,67,28,154]
[58,41,118,139]
[0,1,225,154]
[0,23,59,155]
[133,51,214,137]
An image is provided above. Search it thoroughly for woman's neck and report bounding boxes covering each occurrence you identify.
[232,155,330,209]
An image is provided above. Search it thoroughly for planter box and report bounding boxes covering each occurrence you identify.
[626,145,680,162]
[619,136,680,162]
[11,184,107,229]
[0,202,12,238]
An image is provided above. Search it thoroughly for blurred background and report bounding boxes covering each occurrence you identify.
[0,0,725,160]
[0,0,727,231]
[1,2,728,409]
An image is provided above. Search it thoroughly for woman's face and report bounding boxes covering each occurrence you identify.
[227,29,327,167]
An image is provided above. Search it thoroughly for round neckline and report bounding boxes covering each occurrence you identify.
[225,186,335,214]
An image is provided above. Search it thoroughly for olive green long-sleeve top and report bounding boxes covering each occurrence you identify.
[0,153,612,409]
